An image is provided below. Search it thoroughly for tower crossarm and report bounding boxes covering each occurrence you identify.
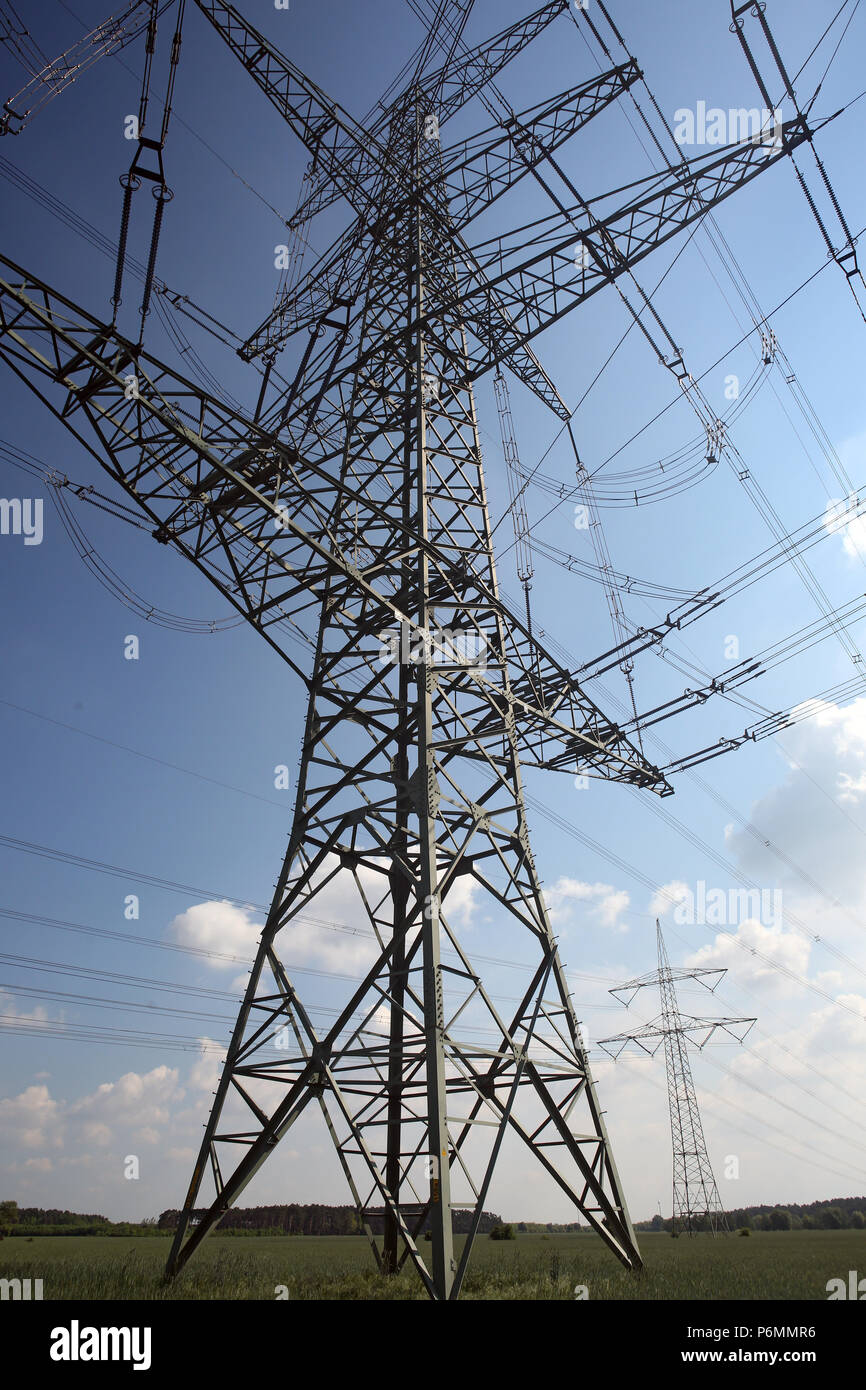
[457,115,815,374]
[271,115,817,412]
[403,0,569,129]
[0,255,669,792]
[598,1013,756,1059]
[193,0,403,215]
[0,0,172,137]
[609,966,726,1007]
[284,0,571,229]
[194,0,567,229]
[243,64,642,358]
[191,1,574,417]
[438,63,642,230]
[216,15,820,425]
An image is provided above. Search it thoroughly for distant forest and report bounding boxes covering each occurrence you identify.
[635,1197,866,1232]
[3,1196,864,1236]
[0,1200,501,1237]
[0,1202,159,1237]
[156,1204,504,1236]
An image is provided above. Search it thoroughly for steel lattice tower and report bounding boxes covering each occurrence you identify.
[0,0,820,1299]
[658,924,730,1237]
[600,922,755,1237]
[164,80,661,1299]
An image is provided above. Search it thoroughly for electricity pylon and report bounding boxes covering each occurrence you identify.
[0,0,166,137]
[0,0,812,1298]
[599,921,755,1236]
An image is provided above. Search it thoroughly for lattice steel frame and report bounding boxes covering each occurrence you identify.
[600,923,755,1237]
[0,0,808,1297]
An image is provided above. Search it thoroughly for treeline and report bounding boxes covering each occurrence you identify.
[636,1197,866,1233]
[0,1203,165,1238]
[2,1198,503,1238]
[516,1222,584,1233]
[157,1205,362,1235]
[157,1204,503,1235]
[5,1224,168,1237]
[14,1207,110,1226]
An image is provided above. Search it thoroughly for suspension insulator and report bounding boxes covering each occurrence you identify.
[112,174,140,310]
[139,184,173,323]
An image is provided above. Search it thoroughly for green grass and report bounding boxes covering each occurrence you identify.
[2,1230,864,1300]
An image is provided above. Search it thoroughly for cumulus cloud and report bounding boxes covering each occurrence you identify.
[723,698,866,907]
[188,1038,224,1093]
[0,1066,184,1157]
[684,917,811,994]
[67,1067,184,1150]
[443,875,480,927]
[169,901,260,966]
[0,1084,61,1151]
[170,855,486,984]
[650,881,690,917]
[0,987,53,1029]
[546,876,631,931]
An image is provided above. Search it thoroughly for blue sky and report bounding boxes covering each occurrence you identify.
[1,0,866,1232]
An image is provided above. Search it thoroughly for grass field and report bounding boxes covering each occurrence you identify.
[1,1230,863,1300]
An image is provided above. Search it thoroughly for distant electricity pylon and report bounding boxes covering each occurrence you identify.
[0,0,820,1299]
[599,921,755,1237]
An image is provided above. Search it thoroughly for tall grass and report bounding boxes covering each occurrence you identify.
[1,1231,862,1300]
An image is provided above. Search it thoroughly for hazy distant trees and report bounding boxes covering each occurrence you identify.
[157,1204,502,1236]
[768,1209,793,1231]
[637,1197,866,1233]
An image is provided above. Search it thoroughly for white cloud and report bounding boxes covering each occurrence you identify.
[443,875,480,927]
[685,917,811,995]
[371,1005,391,1033]
[0,1066,185,1160]
[0,1085,61,1150]
[168,901,260,966]
[724,698,866,904]
[546,877,631,932]
[0,987,53,1029]
[188,1038,224,1093]
[650,880,690,917]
